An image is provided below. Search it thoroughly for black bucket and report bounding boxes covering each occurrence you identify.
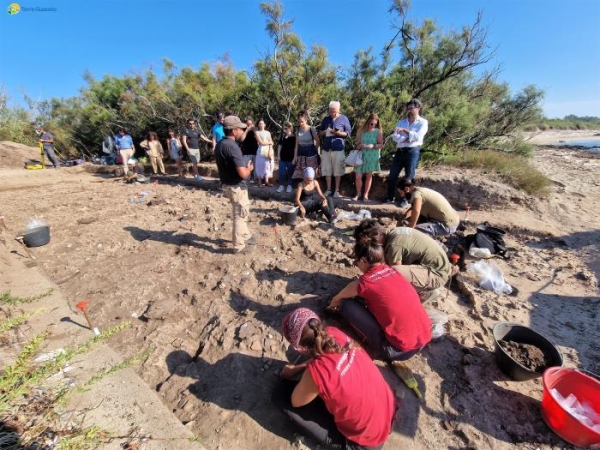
[279,207,298,225]
[493,322,563,381]
[20,226,51,247]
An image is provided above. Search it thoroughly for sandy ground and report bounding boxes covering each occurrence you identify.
[1,133,599,450]
[523,130,600,145]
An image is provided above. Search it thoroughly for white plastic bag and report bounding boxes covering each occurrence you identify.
[345,150,363,167]
[335,209,371,221]
[27,218,48,230]
[467,260,512,294]
[425,307,448,339]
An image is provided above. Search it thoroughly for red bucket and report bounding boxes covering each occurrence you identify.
[541,367,600,448]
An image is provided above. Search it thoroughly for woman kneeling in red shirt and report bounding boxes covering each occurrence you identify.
[276,307,396,450]
[328,223,432,374]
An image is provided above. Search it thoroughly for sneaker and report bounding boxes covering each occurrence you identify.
[195,174,204,181]
[324,190,332,197]
[246,235,257,246]
[333,191,341,199]
[383,198,394,204]
[398,199,409,208]
[276,185,285,193]
[286,185,293,193]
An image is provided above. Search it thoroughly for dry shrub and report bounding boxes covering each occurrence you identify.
[442,149,551,196]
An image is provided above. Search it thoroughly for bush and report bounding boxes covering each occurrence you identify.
[442,149,550,196]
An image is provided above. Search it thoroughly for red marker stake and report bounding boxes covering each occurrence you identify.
[76,301,100,336]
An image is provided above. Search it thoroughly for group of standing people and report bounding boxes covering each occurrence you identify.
[110,113,226,178]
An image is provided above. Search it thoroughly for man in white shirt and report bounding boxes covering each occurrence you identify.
[385,99,428,206]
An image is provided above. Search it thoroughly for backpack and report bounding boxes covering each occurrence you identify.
[465,222,507,257]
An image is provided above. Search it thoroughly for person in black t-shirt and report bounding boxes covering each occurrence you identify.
[182,118,211,180]
[277,121,296,193]
[215,115,255,254]
[240,116,258,182]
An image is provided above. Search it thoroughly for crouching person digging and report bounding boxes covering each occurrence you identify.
[274,308,396,450]
[295,167,336,223]
[327,226,432,381]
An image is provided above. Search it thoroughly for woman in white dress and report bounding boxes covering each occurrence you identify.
[254,119,275,187]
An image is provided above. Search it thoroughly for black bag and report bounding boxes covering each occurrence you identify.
[466,222,507,257]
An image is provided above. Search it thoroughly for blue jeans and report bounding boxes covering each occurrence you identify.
[386,147,420,201]
[278,160,294,186]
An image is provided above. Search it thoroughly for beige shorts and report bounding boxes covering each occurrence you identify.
[321,150,346,177]
[187,148,200,163]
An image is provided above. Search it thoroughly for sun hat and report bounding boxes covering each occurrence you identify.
[127,158,137,165]
[223,115,247,130]
[303,167,315,179]
[282,308,320,354]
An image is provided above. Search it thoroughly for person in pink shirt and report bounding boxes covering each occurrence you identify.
[328,223,432,376]
[276,308,396,450]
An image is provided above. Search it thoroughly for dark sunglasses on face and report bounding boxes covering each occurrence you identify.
[370,122,377,126]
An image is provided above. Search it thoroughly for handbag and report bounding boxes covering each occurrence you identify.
[345,149,363,167]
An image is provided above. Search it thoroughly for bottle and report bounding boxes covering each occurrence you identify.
[469,246,492,258]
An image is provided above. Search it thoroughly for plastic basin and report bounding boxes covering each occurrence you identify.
[20,226,51,247]
[492,322,562,381]
[541,367,600,447]
[279,207,297,225]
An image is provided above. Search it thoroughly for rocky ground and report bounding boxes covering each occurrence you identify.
[0,137,598,449]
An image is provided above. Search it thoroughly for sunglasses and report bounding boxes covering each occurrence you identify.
[369,122,377,126]
[188,122,195,125]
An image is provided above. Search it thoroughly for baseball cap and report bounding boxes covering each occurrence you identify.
[223,115,247,130]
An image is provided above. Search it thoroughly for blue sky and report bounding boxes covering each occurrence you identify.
[1,0,599,118]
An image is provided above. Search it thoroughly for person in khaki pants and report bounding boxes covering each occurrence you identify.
[215,116,255,254]
[140,132,166,175]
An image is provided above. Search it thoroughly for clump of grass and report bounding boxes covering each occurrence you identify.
[0,288,54,305]
[83,347,154,388]
[442,149,551,196]
[0,308,45,335]
[0,321,132,448]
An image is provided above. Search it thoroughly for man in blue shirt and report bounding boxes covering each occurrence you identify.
[114,128,136,176]
[385,99,429,206]
[37,126,60,168]
[211,112,225,153]
[319,101,352,198]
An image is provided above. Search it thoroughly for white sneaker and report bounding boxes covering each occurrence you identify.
[324,190,332,197]
[194,174,204,181]
[333,191,341,198]
[286,185,293,193]
[276,185,285,193]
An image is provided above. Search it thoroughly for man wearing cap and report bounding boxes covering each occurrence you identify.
[215,115,255,254]
[319,101,351,198]
[385,99,429,206]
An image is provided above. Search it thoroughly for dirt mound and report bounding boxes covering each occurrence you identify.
[0,141,42,168]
